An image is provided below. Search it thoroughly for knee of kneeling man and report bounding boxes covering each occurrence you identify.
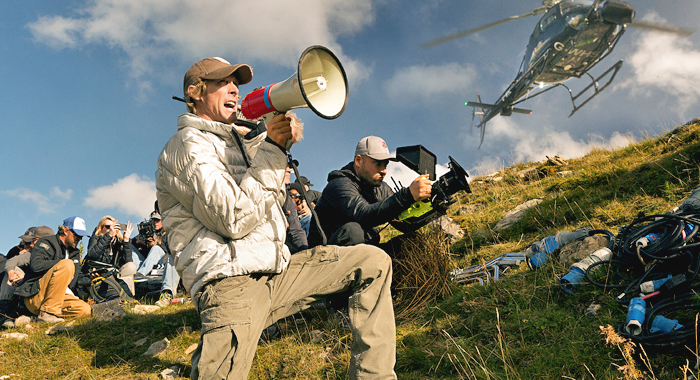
[363,245,393,271]
[55,259,76,273]
[77,302,92,318]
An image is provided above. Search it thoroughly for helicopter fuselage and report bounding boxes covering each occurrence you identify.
[491,1,633,119]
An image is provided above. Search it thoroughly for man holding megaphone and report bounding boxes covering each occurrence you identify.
[156,55,398,379]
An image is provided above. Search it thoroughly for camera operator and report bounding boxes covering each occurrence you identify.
[84,216,137,300]
[308,136,431,249]
[155,57,397,379]
[128,211,181,307]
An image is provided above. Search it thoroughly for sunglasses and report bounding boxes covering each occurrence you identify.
[289,193,301,199]
[102,224,113,229]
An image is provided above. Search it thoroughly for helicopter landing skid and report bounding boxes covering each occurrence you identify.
[564,59,623,117]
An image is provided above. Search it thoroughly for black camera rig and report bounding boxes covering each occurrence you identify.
[137,219,157,239]
[393,145,471,233]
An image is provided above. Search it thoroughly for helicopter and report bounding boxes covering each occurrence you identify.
[422,0,694,147]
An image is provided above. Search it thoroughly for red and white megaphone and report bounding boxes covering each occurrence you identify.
[241,45,348,149]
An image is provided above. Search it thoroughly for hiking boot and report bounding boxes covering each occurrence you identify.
[155,291,173,308]
[37,311,65,324]
[1,317,14,330]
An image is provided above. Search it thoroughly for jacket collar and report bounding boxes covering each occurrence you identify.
[178,113,235,140]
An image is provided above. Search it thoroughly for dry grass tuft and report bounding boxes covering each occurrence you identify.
[600,324,648,380]
[383,228,454,321]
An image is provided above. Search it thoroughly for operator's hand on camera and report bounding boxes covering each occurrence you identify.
[266,113,294,149]
[123,221,134,241]
[409,175,432,202]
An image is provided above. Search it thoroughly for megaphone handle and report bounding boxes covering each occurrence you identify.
[262,111,293,151]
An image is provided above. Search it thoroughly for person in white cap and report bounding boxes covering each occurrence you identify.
[156,57,398,379]
[14,217,91,323]
[309,135,432,248]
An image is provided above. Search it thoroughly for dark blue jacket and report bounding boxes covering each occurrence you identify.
[15,234,82,298]
[85,233,133,271]
[309,162,414,247]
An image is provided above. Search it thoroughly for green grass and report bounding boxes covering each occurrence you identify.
[2,119,700,379]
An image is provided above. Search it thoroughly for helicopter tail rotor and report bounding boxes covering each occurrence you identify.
[470,93,485,135]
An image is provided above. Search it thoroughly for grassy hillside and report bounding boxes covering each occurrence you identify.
[2,118,700,379]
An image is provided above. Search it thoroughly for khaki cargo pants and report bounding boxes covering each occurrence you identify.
[190,244,397,380]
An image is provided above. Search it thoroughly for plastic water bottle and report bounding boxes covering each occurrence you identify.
[560,247,612,294]
[625,297,646,335]
[527,228,592,270]
[526,236,558,269]
[555,227,592,247]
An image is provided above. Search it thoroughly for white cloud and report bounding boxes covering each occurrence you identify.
[27,16,85,49]
[472,117,635,171]
[618,13,700,111]
[84,174,156,218]
[50,187,73,200]
[384,62,477,104]
[27,0,374,88]
[386,161,421,189]
[3,187,72,214]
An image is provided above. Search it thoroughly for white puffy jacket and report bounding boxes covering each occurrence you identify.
[155,113,291,298]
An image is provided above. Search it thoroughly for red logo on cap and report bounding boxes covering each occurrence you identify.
[381,142,387,149]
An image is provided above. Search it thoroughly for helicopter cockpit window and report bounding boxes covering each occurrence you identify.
[539,13,558,32]
[562,4,587,29]
[566,13,586,29]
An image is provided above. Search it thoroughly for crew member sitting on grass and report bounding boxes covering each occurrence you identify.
[14,217,92,323]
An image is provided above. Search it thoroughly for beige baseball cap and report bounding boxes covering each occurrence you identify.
[355,136,397,161]
[183,57,253,97]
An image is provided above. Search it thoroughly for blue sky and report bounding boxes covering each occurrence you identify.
[1,0,699,253]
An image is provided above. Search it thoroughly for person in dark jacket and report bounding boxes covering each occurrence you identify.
[15,216,92,323]
[308,136,432,249]
[5,227,40,261]
[84,215,137,300]
[297,176,322,206]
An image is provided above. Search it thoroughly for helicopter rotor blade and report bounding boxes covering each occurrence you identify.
[421,6,548,49]
[628,20,695,37]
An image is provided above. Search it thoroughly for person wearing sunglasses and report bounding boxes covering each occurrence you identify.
[14,217,92,323]
[83,216,137,301]
[156,57,397,379]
